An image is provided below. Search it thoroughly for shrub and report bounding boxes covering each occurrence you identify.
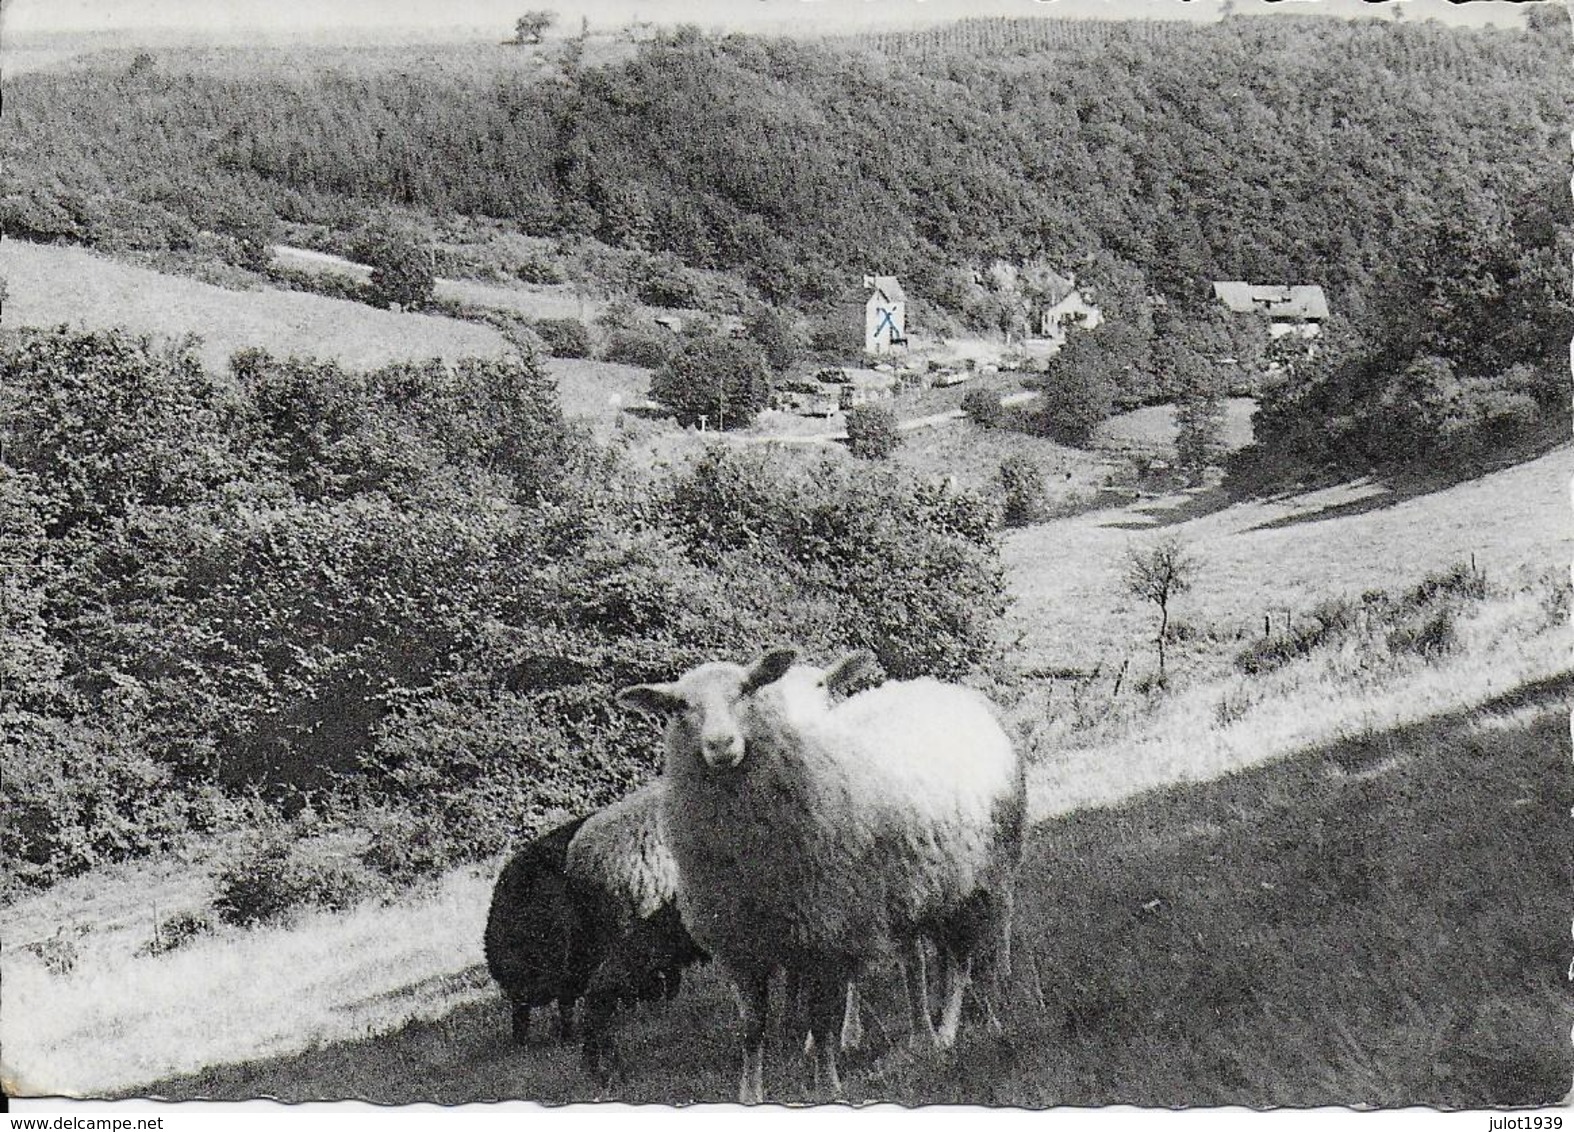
[2,712,210,895]
[1174,389,1228,482]
[649,337,772,429]
[745,305,803,375]
[845,403,902,459]
[1235,597,1357,676]
[807,308,865,363]
[604,328,675,369]
[138,911,214,957]
[1401,561,1488,610]
[962,388,1005,428]
[1387,607,1458,659]
[660,448,1004,679]
[1032,360,1120,450]
[514,252,563,284]
[215,200,279,273]
[212,827,387,927]
[998,454,1047,527]
[267,264,369,303]
[535,317,593,358]
[356,804,466,888]
[634,255,699,309]
[363,229,435,310]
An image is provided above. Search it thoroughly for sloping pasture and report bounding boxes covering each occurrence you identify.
[45,673,1560,1108]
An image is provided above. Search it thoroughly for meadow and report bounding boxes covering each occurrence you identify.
[9,656,1563,1107]
[4,419,1567,1104]
[6,73,1567,1108]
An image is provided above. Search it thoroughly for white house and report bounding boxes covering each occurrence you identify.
[864,275,907,354]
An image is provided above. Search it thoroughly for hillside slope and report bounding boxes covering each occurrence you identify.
[4,453,1567,1101]
[12,670,1564,1107]
[1003,443,1572,675]
[0,239,508,373]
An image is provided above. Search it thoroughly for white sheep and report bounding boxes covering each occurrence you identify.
[567,657,881,1077]
[616,647,1026,1104]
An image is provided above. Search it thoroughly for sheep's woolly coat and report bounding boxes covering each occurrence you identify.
[564,780,677,927]
[660,670,1024,974]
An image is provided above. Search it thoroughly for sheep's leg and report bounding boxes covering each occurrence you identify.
[805,969,844,1098]
[557,997,576,1043]
[731,965,772,1105]
[904,939,939,1050]
[509,1000,531,1045]
[782,966,807,1054]
[936,951,972,1049]
[838,980,863,1052]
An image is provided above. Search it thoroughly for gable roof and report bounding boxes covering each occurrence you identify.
[864,275,905,305]
[1212,281,1328,321]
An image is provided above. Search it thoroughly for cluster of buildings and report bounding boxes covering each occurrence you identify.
[772,272,1329,419]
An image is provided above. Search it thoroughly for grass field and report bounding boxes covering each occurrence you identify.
[1001,442,1574,678]
[7,668,1558,1107]
[0,240,509,374]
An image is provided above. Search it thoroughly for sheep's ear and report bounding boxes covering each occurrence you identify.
[616,684,684,716]
[822,650,880,696]
[742,648,798,695]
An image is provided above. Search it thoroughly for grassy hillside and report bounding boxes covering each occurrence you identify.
[0,240,508,374]
[0,240,658,442]
[8,667,1560,1107]
[4,449,1567,1104]
[1002,442,1573,678]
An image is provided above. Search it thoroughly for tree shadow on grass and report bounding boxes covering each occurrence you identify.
[1099,485,1236,531]
[1227,438,1573,534]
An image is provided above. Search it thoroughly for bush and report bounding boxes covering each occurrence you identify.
[534,317,593,358]
[845,403,902,459]
[745,305,803,375]
[215,199,279,273]
[650,337,772,429]
[267,264,369,303]
[962,388,1005,428]
[363,229,435,310]
[138,911,214,957]
[212,827,388,927]
[998,454,1046,527]
[1387,607,1458,659]
[603,328,675,369]
[514,252,563,284]
[660,448,1004,679]
[1235,597,1358,676]
[634,255,699,308]
[807,308,865,363]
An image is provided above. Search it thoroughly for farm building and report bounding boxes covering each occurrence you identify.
[1031,274,1102,346]
[864,275,908,354]
[1212,282,1329,338]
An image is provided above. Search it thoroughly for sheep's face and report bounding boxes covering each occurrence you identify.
[616,650,799,770]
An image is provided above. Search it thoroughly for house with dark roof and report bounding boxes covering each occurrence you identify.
[1212,282,1329,337]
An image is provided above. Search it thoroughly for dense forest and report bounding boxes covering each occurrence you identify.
[3,15,1567,316]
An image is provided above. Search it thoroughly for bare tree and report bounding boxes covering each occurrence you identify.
[1124,536,1199,685]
